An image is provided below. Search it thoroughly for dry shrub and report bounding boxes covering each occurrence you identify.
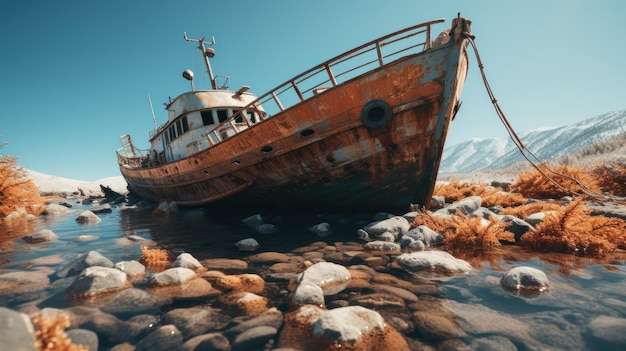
[499,201,562,219]
[32,313,88,351]
[434,180,526,207]
[510,164,600,199]
[0,155,46,218]
[140,246,173,271]
[412,211,515,251]
[592,163,626,196]
[521,197,626,257]
[444,214,515,251]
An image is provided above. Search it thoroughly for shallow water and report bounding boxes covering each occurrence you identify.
[1,200,625,350]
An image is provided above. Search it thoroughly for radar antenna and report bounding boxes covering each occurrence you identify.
[183,32,217,89]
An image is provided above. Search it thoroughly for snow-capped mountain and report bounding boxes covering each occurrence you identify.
[440,109,626,174]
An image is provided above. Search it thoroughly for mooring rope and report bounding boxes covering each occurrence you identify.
[463,33,626,204]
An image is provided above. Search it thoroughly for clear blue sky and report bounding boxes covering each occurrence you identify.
[1,0,624,181]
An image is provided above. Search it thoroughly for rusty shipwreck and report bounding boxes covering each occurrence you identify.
[116,16,472,211]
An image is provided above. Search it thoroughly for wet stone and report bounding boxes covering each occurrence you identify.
[395,251,472,274]
[588,315,626,345]
[362,216,411,240]
[246,252,291,264]
[76,210,101,224]
[66,266,128,296]
[172,252,203,270]
[99,288,158,317]
[0,307,36,351]
[201,258,248,274]
[163,307,226,339]
[149,267,196,286]
[412,310,466,340]
[134,324,183,351]
[57,250,115,278]
[224,307,284,339]
[182,333,230,351]
[115,260,146,277]
[22,229,58,243]
[0,271,50,304]
[501,266,549,293]
[235,238,260,252]
[66,329,98,351]
[231,326,277,351]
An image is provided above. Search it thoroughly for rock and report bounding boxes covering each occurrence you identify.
[430,195,446,210]
[182,333,230,351]
[76,210,101,224]
[214,273,265,293]
[220,292,269,316]
[255,223,279,234]
[231,326,277,351]
[43,203,70,215]
[115,260,146,277]
[242,214,265,228]
[224,308,284,339]
[66,266,128,296]
[149,267,196,286]
[308,222,332,237]
[279,305,409,350]
[297,262,350,295]
[501,266,549,294]
[100,288,158,316]
[134,324,183,351]
[72,235,99,242]
[364,240,401,252]
[469,336,518,351]
[152,201,178,217]
[363,216,411,240]
[22,229,58,243]
[0,307,36,351]
[525,212,548,226]
[172,253,203,270]
[151,277,219,300]
[162,307,226,339]
[91,203,113,214]
[235,238,260,251]
[587,201,626,220]
[246,252,290,264]
[201,258,248,274]
[412,310,466,340]
[404,226,444,246]
[57,250,115,278]
[395,251,472,274]
[66,329,98,351]
[588,315,626,345]
[442,196,482,215]
[291,281,325,307]
[66,306,142,345]
[357,229,371,241]
[500,215,534,241]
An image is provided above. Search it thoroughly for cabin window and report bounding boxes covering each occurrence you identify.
[247,110,257,123]
[164,132,169,144]
[182,116,189,132]
[169,127,175,141]
[176,120,182,136]
[217,109,228,123]
[233,109,243,123]
[201,111,214,125]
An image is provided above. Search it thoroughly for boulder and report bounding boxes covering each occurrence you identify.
[66,266,128,296]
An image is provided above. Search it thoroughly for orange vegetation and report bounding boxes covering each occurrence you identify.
[0,155,46,218]
[434,180,527,207]
[510,164,601,199]
[412,211,515,251]
[499,201,562,219]
[520,197,626,256]
[32,313,88,351]
[592,163,626,196]
[140,245,173,271]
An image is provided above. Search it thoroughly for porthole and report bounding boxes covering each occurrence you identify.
[361,100,392,128]
[232,160,241,166]
[300,128,315,137]
[261,145,273,153]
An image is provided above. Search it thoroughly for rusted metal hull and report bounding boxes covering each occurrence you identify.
[120,37,468,212]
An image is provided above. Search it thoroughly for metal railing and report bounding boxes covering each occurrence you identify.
[205,18,446,146]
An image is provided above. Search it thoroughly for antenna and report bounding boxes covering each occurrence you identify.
[147,92,157,129]
[183,32,217,89]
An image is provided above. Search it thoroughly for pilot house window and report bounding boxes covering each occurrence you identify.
[201,111,214,125]
[217,109,228,123]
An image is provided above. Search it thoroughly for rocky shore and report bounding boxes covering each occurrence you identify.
[2,191,626,350]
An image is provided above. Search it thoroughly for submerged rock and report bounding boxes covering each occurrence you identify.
[22,229,58,243]
[395,251,472,275]
[501,266,549,294]
[76,210,101,224]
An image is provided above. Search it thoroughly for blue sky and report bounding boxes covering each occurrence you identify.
[1,0,624,181]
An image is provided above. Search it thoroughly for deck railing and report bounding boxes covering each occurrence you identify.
[205,18,446,146]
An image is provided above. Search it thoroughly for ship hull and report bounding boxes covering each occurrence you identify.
[120,38,468,212]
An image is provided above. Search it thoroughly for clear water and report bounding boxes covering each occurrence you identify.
[1,201,625,350]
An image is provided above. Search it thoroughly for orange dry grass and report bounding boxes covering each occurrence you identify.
[32,313,88,351]
[0,156,46,218]
[510,164,600,199]
[140,246,173,271]
[412,211,515,251]
[592,163,626,196]
[434,180,526,207]
[499,201,562,219]
[444,214,515,251]
[521,197,626,257]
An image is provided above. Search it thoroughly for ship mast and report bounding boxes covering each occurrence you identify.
[183,32,217,90]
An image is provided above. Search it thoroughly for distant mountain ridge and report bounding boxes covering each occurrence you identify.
[440,109,626,174]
